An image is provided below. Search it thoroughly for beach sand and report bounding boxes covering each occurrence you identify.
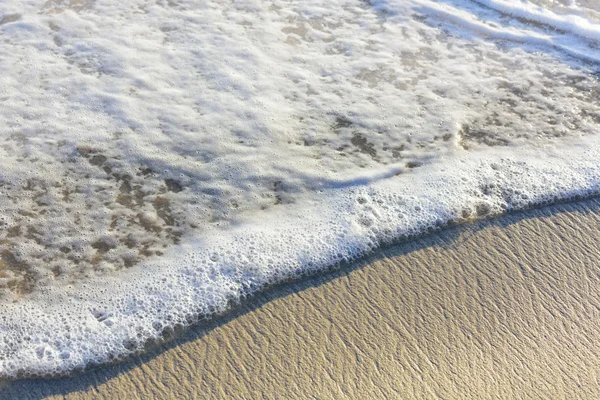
[4,198,600,399]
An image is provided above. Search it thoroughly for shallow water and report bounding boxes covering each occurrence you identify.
[1,0,600,378]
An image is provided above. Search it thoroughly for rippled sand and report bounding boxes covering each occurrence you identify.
[3,199,600,398]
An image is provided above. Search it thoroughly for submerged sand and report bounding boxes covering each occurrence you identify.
[3,199,600,399]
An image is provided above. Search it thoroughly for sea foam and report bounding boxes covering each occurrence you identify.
[1,0,600,378]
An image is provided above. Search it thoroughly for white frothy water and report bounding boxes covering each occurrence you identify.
[1,0,600,378]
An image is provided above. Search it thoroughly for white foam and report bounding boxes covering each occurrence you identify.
[1,0,600,378]
[473,0,600,41]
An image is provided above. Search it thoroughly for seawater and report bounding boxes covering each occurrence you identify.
[1,0,600,378]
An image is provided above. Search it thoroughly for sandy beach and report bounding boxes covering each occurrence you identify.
[1,198,600,399]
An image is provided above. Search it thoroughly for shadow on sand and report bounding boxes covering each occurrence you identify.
[2,197,600,399]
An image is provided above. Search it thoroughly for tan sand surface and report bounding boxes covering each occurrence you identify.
[4,199,600,399]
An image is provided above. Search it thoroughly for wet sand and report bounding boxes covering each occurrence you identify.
[4,199,600,399]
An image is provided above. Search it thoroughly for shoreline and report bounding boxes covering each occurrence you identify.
[0,194,593,382]
[3,198,600,398]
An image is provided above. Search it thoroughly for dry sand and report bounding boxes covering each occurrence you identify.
[4,199,600,399]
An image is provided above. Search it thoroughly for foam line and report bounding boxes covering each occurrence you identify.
[417,1,600,64]
[472,0,600,42]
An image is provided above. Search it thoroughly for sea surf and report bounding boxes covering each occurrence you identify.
[1,0,600,378]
